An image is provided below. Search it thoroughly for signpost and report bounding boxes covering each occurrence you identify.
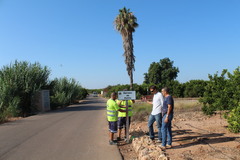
[118,91,136,143]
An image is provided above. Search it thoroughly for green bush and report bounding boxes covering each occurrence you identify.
[200,69,230,115]
[227,105,240,133]
[50,77,87,109]
[163,80,184,98]
[199,67,240,133]
[184,80,207,97]
[200,68,240,115]
[0,61,50,119]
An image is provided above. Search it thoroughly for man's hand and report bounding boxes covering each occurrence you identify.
[164,116,169,123]
[147,100,152,105]
[119,109,127,112]
[117,100,123,106]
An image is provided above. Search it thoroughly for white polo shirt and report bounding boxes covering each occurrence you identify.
[151,92,164,115]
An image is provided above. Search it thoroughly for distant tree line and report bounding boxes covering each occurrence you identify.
[0,61,88,122]
[104,58,207,99]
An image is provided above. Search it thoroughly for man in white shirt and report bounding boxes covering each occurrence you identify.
[147,85,164,142]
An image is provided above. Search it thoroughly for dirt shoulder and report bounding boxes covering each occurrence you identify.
[119,110,240,160]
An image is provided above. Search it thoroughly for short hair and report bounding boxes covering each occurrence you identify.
[150,85,157,90]
[162,87,170,94]
[111,92,117,97]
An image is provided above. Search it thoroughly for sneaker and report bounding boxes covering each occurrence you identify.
[109,140,118,145]
[117,137,121,141]
[166,144,172,149]
[150,137,154,141]
[159,145,166,150]
[156,140,161,143]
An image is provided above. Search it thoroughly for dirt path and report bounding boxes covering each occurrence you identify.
[119,111,240,160]
[167,111,240,160]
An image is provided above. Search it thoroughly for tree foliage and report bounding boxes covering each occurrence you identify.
[227,105,240,133]
[184,80,208,97]
[144,58,179,85]
[200,67,240,115]
[200,69,229,115]
[114,7,138,90]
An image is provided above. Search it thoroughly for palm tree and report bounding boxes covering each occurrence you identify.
[114,7,138,90]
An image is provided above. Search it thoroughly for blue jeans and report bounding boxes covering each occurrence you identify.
[148,113,162,140]
[161,114,173,146]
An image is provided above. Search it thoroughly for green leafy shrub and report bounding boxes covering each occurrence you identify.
[184,80,207,98]
[227,105,240,133]
[200,69,230,115]
[200,68,240,115]
[199,67,240,133]
[163,80,184,98]
[50,77,87,109]
[0,61,50,119]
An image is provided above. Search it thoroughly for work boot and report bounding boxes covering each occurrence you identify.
[109,140,118,145]
[117,137,121,141]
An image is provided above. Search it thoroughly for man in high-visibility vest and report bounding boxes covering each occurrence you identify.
[116,99,135,141]
[107,92,126,145]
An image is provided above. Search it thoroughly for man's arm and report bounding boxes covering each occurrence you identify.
[164,97,173,123]
[147,99,153,104]
[164,104,172,123]
[117,100,123,106]
[118,109,127,112]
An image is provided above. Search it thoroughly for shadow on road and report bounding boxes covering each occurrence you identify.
[56,105,105,112]
[53,97,106,113]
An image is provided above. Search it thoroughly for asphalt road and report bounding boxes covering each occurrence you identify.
[0,96,122,160]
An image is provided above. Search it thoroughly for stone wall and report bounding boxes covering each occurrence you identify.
[132,136,168,160]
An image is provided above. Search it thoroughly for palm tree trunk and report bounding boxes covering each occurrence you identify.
[123,33,135,91]
[130,70,133,90]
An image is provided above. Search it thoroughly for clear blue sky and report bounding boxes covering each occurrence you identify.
[0,0,239,89]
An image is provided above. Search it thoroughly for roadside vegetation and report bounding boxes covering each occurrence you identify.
[103,58,240,133]
[0,61,88,123]
[132,103,151,122]
[50,77,88,109]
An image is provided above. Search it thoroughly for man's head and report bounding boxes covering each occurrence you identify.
[150,85,158,94]
[111,92,117,100]
[161,87,170,97]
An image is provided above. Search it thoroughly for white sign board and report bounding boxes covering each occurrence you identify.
[118,91,136,100]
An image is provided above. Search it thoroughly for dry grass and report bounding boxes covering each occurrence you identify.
[132,103,152,122]
[174,99,202,112]
[132,99,203,122]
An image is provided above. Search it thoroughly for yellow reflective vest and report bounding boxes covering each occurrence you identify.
[116,100,133,117]
[106,99,120,122]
